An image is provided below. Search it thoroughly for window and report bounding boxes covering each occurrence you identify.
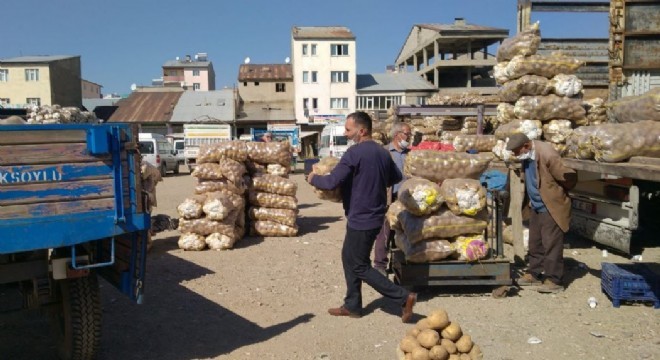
[311,44,317,56]
[243,82,248,86]
[25,69,39,81]
[0,98,10,105]
[139,141,154,154]
[302,44,308,56]
[193,83,200,90]
[312,98,318,110]
[303,98,309,117]
[311,71,317,83]
[0,69,7,82]
[302,71,309,83]
[157,141,172,155]
[417,96,427,105]
[331,44,349,56]
[276,83,285,92]
[330,98,348,109]
[254,82,259,86]
[193,70,200,76]
[26,98,41,106]
[356,95,402,110]
[331,71,349,83]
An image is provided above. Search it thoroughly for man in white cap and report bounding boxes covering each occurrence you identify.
[506,133,577,293]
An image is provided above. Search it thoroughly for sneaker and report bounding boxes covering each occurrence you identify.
[537,279,564,294]
[516,273,542,286]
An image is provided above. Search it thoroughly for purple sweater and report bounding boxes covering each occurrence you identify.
[311,140,402,230]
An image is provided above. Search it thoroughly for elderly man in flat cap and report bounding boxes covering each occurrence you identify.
[506,133,577,293]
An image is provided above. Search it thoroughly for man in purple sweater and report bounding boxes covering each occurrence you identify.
[307,111,416,323]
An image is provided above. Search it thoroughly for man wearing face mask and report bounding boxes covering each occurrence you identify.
[307,111,417,322]
[506,133,577,293]
[373,122,412,276]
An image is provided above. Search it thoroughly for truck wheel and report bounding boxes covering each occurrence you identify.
[173,163,180,175]
[160,164,167,177]
[52,273,102,360]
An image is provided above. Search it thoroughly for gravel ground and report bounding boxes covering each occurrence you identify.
[1,167,659,360]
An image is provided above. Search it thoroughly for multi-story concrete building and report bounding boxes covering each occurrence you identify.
[0,55,82,108]
[291,26,356,126]
[81,79,102,99]
[162,53,215,91]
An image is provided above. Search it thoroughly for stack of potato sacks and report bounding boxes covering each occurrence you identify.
[493,22,587,159]
[177,141,249,251]
[387,151,493,263]
[397,308,483,360]
[245,141,299,237]
[26,104,99,124]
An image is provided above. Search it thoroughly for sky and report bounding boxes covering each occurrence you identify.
[3,0,608,95]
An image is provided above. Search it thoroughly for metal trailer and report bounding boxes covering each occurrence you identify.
[390,187,512,294]
[0,123,150,360]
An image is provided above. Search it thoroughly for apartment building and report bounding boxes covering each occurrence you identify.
[291,26,356,125]
[0,55,82,108]
[82,79,102,99]
[162,53,216,91]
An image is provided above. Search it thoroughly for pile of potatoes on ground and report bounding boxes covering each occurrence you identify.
[397,308,482,360]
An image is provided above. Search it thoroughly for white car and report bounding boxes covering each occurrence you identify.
[139,133,179,176]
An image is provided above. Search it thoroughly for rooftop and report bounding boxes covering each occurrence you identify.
[169,89,235,123]
[292,26,355,40]
[356,73,437,92]
[239,64,293,81]
[108,91,183,123]
[0,55,78,63]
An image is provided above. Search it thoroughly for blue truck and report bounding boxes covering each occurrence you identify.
[0,123,150,359]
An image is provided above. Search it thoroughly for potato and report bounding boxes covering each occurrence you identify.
[427,310,450,330]
[468,344,483,360]
[440,339,457,354]
[416,318,432,331]
[407,327,422,338]
[429,345,449,360]
[400,335,421,353]
[417,329,441,349]
[455,335,473,353]
[441,322,462,342]
[412,346,431,360]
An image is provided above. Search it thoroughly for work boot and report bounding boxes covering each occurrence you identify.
[537,279,564,294]
[516,273,542,286]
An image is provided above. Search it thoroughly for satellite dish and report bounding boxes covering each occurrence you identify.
[285,57,290,64]
[130,83,137,91]
[244,57,251,64]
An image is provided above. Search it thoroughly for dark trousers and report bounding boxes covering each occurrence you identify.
[342,225,409,313]
[527,210,565,284]
[373,219,391,270]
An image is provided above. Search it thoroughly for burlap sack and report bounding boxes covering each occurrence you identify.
[178,218,236,237]
[178,233,206,251]
[440,179,487,216]
[398,178,444,216]
[514,95,586,122]
[498,75,551,103]
[496,22,541,62]
[195,178,246,195]
[583,97,607,125]
[548,74,583,98]
[397,208,488,244]
[248,191,297,210]
[197,140,248,164]
[192,159,247,183]
[591,120,660,162]
[386,201,407,230]
[246,141,291,166]
[565,126,598,159]
[542,120,573,144]
[494,54,583,84]
[177,195,206,219]
[496,103,517,124]
[394,233,455,263]
[248,207,297,227]
[494,119,543,141]
[312,157,342,202]
[250,174,297,196]
[452,135,498,152]
[607,88,660,123]
[404,151,493,183]
[250,221,298,237]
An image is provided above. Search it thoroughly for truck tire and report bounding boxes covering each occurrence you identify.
[173,162,180,175]
[160,164,167,177]
[53,273,102,360]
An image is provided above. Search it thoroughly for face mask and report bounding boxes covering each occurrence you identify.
[516,149,534,161]
[399,140,409,149]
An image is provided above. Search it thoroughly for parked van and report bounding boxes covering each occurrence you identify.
[173,139,185,166]
[318,123,349,158]
[138,133,179,176]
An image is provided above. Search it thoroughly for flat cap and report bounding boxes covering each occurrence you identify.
[506,133,531,151]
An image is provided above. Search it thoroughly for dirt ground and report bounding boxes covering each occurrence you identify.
[1,167,659,360]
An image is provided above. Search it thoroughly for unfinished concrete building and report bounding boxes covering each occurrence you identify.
[394,18,509,94]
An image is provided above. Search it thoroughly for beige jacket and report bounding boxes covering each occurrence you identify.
[521,140,577,232]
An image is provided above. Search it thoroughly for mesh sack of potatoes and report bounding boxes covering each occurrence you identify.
[250,173,297,196]
[494,119,543,140]
[440,179,487,216]
[205,232,238,251]
[178,217,236,237]
[542,120,573,143]
[451,234,490,262]
[397,308,484,360]
[206,190,245,210]
[584,97,607,125]
[452,135,498,153]
[548,74,583,98]
[551,142,569,156]
[194,178,246,195]
[192,159,247,183]
[492,139,515,162]
[178,233,207,251]
[494,54,583,84]
[250,220,298,237]
[607,88,660,123]
[498,75,551,103]
[496,103,517,124]
[591,120,660,162]
[248,191,298,210]
[514,95,586,122]
[246,141,291,166]
[397,208,488,244]
[412,125,438,136]
[197,140,248,164]
[267,163,290,177]
[404,151,494,183]
[202,193,235,221]
[141,162,162,209]
[398,178,444,216]
[440,130,463,142]
[248,207,297,227]
[394,233,455,263]
[565,126,598,159]
[177,195,207,219]
[386,201,407,230]
[312,157,342,202]
[496,21,541,62]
